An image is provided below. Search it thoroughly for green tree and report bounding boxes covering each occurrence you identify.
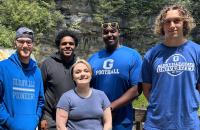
[0,0,64,47]
[189,0,200,43]
[90,0,199,54]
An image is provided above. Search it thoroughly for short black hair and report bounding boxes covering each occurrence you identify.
[55,30,78,47]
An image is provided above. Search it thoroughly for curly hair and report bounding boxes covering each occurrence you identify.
[55,30,78,47]
[154,4,196,36]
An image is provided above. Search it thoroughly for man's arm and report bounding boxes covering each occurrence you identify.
[109,86,138,111]
[109,50,143,110]
[142,83,152,100]
[36,73,45,129]
[39,62,48,130]
[197,84,200,93]
[0,81,11,126]
[37,76,45,118]
[40,61,48,91]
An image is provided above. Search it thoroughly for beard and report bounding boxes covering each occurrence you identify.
[104,38,119,53]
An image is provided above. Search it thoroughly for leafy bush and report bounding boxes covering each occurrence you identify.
[0,25,15,47]
[0,0,64,47]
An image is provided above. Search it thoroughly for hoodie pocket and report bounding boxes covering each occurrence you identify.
[7,115,39,130]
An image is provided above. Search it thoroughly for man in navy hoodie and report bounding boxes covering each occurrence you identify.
[0,27,45,130]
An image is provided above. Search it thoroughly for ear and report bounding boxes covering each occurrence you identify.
[13,41,17,49]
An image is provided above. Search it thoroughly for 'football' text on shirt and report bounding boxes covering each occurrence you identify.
[95,59,120,75]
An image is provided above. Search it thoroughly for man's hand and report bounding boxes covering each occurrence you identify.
[40,120,48,130]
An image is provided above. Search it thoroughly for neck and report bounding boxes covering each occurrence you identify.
[106,43,121,53]
[75,84,92,98]
[20,57,29,64]
[164,37,187,47]
[62,54,74,63]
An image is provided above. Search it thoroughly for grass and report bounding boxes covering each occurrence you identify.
[199,108,200,115]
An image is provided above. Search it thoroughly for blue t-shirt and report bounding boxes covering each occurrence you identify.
[141,40,200,130]
[57,88,110,130]
[88,46,142,128]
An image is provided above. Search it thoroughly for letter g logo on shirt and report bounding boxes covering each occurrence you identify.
[103,59,114,69]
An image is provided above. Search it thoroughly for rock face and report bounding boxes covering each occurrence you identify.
[36,0,104,63]
[55,0,104,58]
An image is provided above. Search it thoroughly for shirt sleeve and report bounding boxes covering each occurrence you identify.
[40,61,48,91]
[198,53,200,84]
[130,52,142,86]
[0,69,10,126]
[101,91,110,110]
[36,70,45,119]
[141,53,152,84]
[57,93,70,112]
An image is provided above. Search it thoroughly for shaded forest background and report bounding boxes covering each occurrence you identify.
[0,0,200,62]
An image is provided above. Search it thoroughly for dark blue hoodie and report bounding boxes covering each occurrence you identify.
[0,52,44,130]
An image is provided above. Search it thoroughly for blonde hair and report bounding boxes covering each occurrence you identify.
[154,4,196,36]
[70,59,93,79]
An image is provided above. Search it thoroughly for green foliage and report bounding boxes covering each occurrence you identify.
[199,108,200,115]
[90,0,125,23]
[189,0,200,43]
[133,93,148,109]
[0,25,15,47]
[0,0,64,47]
[90,0,200,53]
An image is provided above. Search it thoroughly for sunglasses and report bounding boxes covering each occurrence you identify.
[101,22,119,29]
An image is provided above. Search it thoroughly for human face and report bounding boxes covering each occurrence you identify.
[163,10,184,41]
[102,23,120,51]
[15,37,33,63]
[59,36,76,58]
[73,63,92,86]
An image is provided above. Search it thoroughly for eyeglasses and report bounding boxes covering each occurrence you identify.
[101,22,119,29]
[162,17,184,25]
[16,39,33,46]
